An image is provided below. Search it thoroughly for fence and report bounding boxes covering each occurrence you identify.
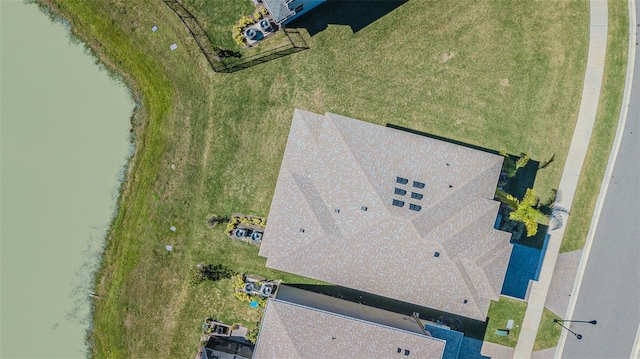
[161,0,309,73]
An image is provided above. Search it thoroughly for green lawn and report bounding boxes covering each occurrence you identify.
[534,307,562,351]
[35,0,605,357]
[484,296,528,347]
[485,299,561,350]
[561,0,629,252]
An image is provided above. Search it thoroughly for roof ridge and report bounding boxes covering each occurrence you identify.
[324,112,391,217]
[266,172,327,263]
[460,255,497,300]
[422,196,496,249]
[453,260,484,318]
[271,301,303,359]
[478,239,513,296]
[409,160,501,240]
[295,108,324,142]
[477,233,513,264]
[291,172,341,235]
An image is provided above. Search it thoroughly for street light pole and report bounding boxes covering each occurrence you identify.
[556,319,597,325]
[553,318,597,340]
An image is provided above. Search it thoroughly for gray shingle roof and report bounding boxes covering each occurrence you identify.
[260,109,512,320]
[262,0,295,24]
[253,299,446,359]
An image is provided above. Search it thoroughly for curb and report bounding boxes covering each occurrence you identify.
[512,0,610,357]
[554,0,637,357]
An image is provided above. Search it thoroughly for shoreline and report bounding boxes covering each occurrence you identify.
[32,0,149,354]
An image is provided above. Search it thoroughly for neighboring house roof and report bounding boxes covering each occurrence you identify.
[201,336,254,359]
[253,299,446,359]
[260,109,512,320]
[262,0,295,24]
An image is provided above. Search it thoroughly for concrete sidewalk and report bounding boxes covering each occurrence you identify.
[512,1,609,357]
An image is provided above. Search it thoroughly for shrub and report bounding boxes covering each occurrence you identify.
[253,11,263,20]
[232,274,246,291]
[260,7,268,16]
[500,151,530,178]
[246,328,259,343]
[225,215,267,236]
[238,16,255,27]
[224,221,235,236]
[232,274,269,307]
[515,153,530,171]
[234,290,252,303]
[189,263,236,284]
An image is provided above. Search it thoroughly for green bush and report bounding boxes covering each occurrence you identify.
[246,328,259,343]
[238,16,255,27]
[224,215,267,236]
[189,264,236,285]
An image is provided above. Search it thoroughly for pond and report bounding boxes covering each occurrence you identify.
[1,2,132,357]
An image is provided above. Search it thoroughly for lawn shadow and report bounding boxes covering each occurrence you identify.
[286,283,488,340]
[287,0,408,36]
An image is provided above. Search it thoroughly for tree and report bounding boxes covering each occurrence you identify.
[508,189,545,236]
[497,188,546,237]
[500,151,530,178]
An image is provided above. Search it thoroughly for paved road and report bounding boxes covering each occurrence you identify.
[561,2,640,358]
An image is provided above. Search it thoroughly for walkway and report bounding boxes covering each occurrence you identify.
[512,0,609,357]
[559,0,640,356]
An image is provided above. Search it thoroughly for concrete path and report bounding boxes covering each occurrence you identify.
[531,347,556,359]
[482,342,515,359]
[558,0,640,357]
[512,1,609,357]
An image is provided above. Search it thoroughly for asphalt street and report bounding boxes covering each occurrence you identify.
[561,3,640,358]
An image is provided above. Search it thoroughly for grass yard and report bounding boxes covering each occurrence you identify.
[484,296,528,347]
[34,0,606,357]
[179,0,294,62]
[485,299,561,350]
[560,0,629,252]
[534,307,562,351]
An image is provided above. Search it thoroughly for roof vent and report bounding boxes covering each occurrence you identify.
[463,299,468,304]
[434,252,440,257]
[334,209,340,213]
[394,188,407,196]
[405,349,410,356]
[412,181,425,189]
[397,348,402,353]
[361,206,368,211]
[446,162,451,166]
[448,184,453,188]
[299,228,305,233]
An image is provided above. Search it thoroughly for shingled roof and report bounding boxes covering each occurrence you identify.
[260,109,512,320]
[253,299,446,359]
[261,0,295,24]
